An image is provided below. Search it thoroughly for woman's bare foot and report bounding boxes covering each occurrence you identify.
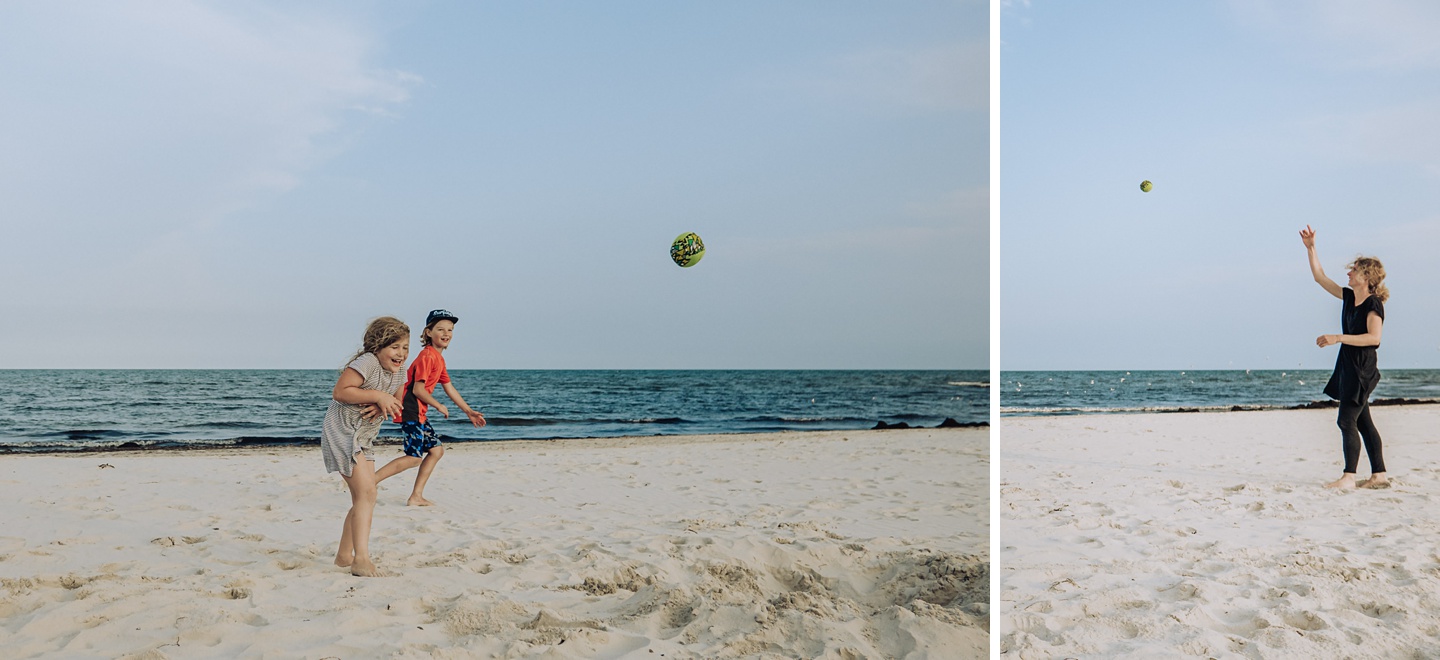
[334,554,354,568]
[407,496,435,506]
[1358,474,1391,489]
[349,558,393,577]
[1325,474,1357,489]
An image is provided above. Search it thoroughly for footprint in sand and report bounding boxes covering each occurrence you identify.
[58,574,93,590]
[1008,613,1065,644]
[1280,609,1328,631]
[1022,599,1053,613]
[1358,601,1403,619]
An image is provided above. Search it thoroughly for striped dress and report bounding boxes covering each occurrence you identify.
[321,353,406,477]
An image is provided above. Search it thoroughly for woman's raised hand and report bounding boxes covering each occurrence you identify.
[1300,225,1316,249]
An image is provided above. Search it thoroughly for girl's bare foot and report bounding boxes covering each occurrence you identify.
[349,559,394,577]
[334,555,354,568]
[407,496,435,506]
[1358,475,1391,489]
[1325,474,1357,489]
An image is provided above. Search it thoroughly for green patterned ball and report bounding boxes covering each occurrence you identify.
[670,232,705,267]
[1140,180,1153,193]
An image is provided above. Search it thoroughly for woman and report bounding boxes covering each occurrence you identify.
[1300,225,1389,490]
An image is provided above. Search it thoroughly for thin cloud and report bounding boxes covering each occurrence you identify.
[1296,100,1440,178]
[1229,0,1440,71]
[823,42,988,112]
[0,2,419,234]
[905,186,990,222]
[0,1,420,308]
[728,217,986,262]
[763,41,987,114]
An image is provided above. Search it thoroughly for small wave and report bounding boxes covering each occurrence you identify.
[183,421,273,430]
[482,416,690,427]
[483,417,562,427]
[738,415,869,424]
[947,381,990,388]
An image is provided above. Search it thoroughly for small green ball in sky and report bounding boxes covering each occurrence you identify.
[1140,180,1153,193]
[670,232,705,267]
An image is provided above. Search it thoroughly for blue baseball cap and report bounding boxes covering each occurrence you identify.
[426,309,459,326]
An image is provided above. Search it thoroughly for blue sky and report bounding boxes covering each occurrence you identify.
[1002,1,1440,370]
[0,1,987,369]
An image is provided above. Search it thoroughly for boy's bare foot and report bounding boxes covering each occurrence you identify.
[349,559,394,577]
[1325,474,1357,490]
[407,496,436,506]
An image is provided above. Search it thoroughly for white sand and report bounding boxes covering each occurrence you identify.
[0,428,987,659]
[1001,406,1440,659]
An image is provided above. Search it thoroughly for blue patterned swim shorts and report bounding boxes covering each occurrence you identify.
[401,421,443,457]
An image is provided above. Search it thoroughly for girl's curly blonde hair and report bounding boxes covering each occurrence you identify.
[344,316,410,371]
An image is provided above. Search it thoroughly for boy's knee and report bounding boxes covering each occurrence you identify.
[429,446,445,459]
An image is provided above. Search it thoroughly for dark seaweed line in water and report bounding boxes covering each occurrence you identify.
[0,436,322,455]
[1291,397,1440,409]
[0,417,988,455]
[1002,397,1440,416]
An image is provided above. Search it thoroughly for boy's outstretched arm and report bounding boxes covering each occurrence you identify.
[412,380,449,419]
[442,382,487,427]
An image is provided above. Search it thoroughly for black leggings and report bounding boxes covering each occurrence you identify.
[1337,401,1385,474]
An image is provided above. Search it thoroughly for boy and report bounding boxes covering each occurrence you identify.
[374,309,486,505]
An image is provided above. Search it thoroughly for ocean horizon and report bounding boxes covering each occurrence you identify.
[1001,369,1440,416]
[0,369,987,454]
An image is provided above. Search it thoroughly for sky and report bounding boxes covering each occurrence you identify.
[1002,0,1440,371]
[0,0,987,370]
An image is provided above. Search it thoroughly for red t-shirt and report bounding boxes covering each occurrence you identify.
[396,346,450,424]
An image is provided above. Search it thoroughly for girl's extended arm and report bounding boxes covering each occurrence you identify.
[1300,225,1343,299]
[442,381,487,427]
[1317,312,1383,348]
[333,368,401,417]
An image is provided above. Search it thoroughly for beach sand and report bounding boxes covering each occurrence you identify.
[1001,405,1440,658]
[0,428,987,659]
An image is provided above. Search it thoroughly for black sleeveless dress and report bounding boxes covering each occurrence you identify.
[1322,287,1384,407]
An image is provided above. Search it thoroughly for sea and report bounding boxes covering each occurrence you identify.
[1000,369,1440,416]
[0,369,988,454]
